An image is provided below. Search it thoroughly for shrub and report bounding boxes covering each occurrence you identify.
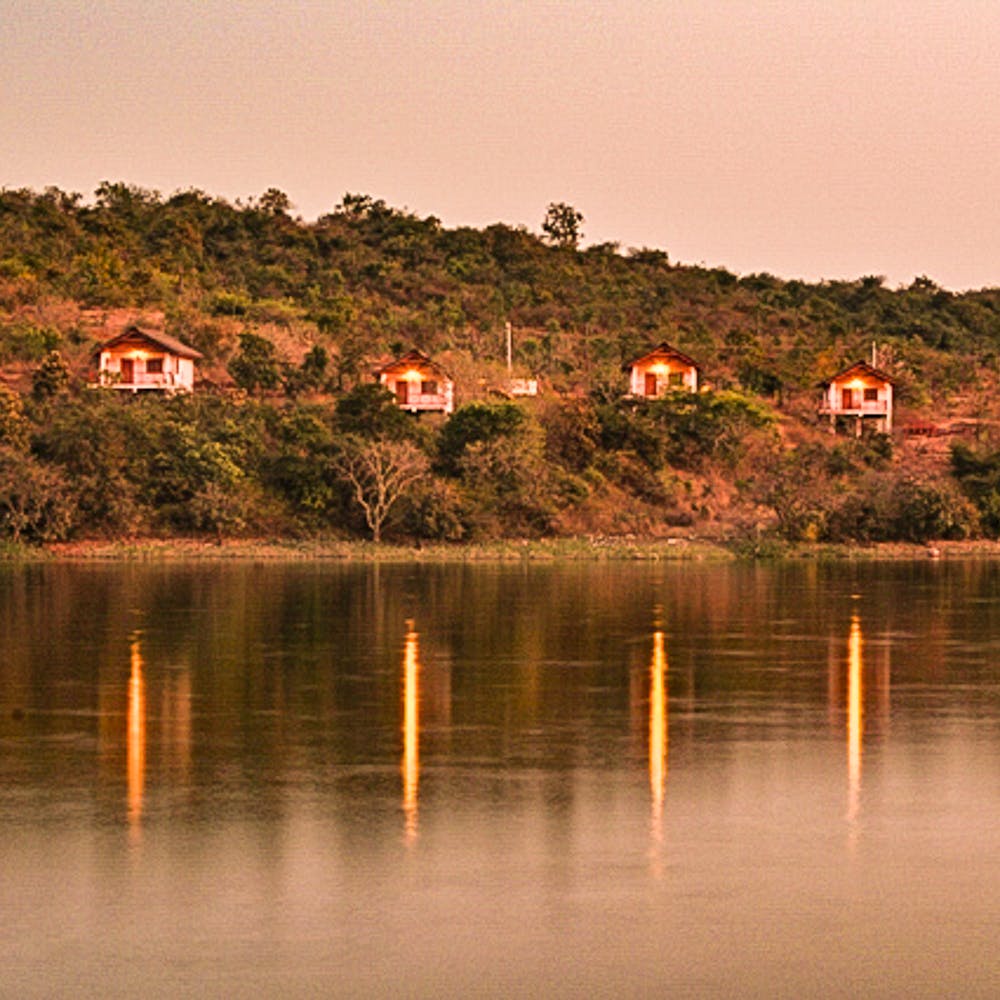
[437,401,526,474]
[400,477,467,541]
[228,332,282,392]
[888,476,977,542]
[31,350,71,400]
[0,448,76,543]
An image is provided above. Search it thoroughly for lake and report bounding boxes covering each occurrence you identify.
[2,560,1000,998]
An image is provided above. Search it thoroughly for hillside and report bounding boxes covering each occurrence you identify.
[3,183,1000,548]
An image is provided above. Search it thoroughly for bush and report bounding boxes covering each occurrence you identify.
[335,384,420,441]
[31,350,71,400]
[888,476,977,542]
[228,332,282,392]
[0,321,61,362]
[437,401,526,474]
[0,385,29,450]
[400,477,467,541]
[819,473,976,543]
[0,448,76,543]
[952,442,1000,536]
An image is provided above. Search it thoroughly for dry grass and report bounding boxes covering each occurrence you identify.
[25,535,731,563]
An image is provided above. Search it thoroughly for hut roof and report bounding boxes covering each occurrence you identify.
[95,326,203,360]
[820,360,895,387]
[622,341,701,373]
[374,349,451,379]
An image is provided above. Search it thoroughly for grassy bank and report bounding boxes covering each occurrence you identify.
[5,535,1000,564]
[3,536,727,563]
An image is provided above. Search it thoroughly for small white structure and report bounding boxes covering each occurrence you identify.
[508,378,538,397]
[375,349,454,415]
[625,342,700,398]
[94,327,202,394]
[819,361,894,435]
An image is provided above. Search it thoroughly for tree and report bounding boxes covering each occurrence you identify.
[0,447,75,543]
[258,188,292,216]
[332,436,429,542]
[542,202,584,249]
[32,350,71,400]
[283,344,329,397]
[437,401,526,474]
[0,385,29,450]
[228,332,282,393]
[335,384,416,440]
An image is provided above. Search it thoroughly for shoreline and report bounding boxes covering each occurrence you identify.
[4,536,1000,563]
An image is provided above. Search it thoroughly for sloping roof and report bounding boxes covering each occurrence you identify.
[820,360,895,387]
[622,341,701,372]
[374,349,451,379]
[95,326,203,360]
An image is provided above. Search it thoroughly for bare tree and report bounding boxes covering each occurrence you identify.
[332,436,429,542]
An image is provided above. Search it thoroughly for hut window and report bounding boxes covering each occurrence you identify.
[421,380,438,395]
[864,387,878,402]
[668,371,685,387]
[146,358,164,374]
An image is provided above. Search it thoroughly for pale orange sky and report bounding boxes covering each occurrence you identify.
[3,0,999,289]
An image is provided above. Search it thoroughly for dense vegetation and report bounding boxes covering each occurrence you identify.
[3,182,1000,548]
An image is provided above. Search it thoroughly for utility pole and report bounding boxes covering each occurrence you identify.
[505,321,513,373]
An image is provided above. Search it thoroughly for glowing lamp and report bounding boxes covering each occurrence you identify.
[649,362,671,375]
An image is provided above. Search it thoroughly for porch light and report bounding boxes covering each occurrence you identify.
[649,362,671,374]
[402,369,422,381]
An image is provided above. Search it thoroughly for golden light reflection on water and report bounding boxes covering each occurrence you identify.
[127,635,146,841]
[649,629,668,834]
[402,620,420,842]
[847,614,863,836]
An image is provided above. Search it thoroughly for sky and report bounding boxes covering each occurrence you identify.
[2,0,1000,289]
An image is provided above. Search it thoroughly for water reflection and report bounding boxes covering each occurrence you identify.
[649,630,668,834]
[847,614,863,838]
[402,620,420,842]
[127,634,146,841]
[5,563,1000,997]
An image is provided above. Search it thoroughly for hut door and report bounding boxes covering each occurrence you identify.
[396,380,409,405]
[644,373,658,397]
[121,359,135,383]
[841,388,857,409]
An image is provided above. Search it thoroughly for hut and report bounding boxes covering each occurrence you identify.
[94,327,202,394]
[819,361,894,435]
[375,350,454,415]
[624,342,700,398]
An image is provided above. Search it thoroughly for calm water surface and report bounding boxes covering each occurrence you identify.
[2,561,1000,998]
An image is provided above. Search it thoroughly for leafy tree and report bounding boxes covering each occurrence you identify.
[228,332,282,393]
[283,345,329,397]
[458,431,557,536]
[263,405,337,521]
[539,398,601,473]
[31,350,71,400]
[437,401,526,474]
[0,447,75,543]
[0,385,29,450]
[335,384,416,440]
[258,188,292,216]
[32,393,141,533]
[400,478,466,541]
[951,442,1000,536]
[542,202,584,249]
[888,476,976,542]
